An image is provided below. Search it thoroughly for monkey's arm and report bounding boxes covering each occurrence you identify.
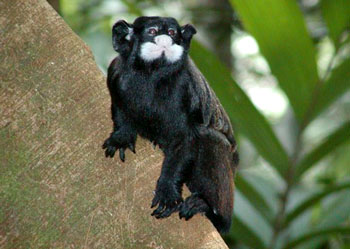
[102,57,137,161]
[187,58,237,148]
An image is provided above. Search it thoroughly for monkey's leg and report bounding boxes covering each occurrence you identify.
[151,139,195,219]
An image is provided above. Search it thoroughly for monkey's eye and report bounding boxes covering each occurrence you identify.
[148,28,157,36]
[168,29,176,36]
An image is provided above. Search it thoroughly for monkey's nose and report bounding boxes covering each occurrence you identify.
[154,35,172,47]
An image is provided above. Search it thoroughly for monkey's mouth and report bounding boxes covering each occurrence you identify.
[140,35,184,63]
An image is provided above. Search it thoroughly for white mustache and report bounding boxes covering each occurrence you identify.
[140,35,184,63]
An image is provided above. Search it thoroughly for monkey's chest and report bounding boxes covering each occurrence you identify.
[117,78,188,140]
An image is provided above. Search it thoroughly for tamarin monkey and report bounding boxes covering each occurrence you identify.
[102,16,239,233]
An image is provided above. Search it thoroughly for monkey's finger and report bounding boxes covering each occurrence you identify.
[179,206,185,219]
[179,203,197,221]
[106,146,116,158]
[110,147,117,157]
[128,143,135,153]
[105,147,110,157]
[151,195,159,208]
[119,148,125,162]
[174,203,181,212]
[176,197,183,205]
[151,203,165,216]
[156,205,177,219]
[185,209,196,221]
[102,140,109,149]
[179,212,184,219]
[179,203,189,219]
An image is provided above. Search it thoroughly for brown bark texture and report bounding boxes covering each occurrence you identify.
[0,0,228,248]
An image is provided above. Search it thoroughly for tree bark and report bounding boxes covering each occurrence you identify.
[0,0,228,248]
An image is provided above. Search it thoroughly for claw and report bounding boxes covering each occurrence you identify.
[179,209,185,219]
[151,195,159,208]
[102,139,109,149]
[185,210,195,220]
[151,203,165,216]
[119,148,125,162]
[157,205,177,219]
[152,141,157,149]
[179,206,185,219]
[128,143,135,153]
[177,198,183,205]
[110,147,117,157]
[105,146,116,158]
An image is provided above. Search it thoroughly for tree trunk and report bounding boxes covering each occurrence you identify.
[0,0,228,248]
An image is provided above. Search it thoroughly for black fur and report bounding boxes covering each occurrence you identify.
[102,16,238,233]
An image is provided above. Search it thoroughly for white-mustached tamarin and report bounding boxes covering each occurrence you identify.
[102,16,239,233]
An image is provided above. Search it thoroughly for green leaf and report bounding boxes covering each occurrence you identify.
[235,174,274,222]
[230,0,319,122]
[319,190,350,227]
[190,41,290,177]
[282,226,350,249]
[284,190,350,249]
[229,217,266,249]
[311,58,350,120]
[229,191,272,249]
[320,0,350,48]
[295,121,350,178]
[284,181,350,227]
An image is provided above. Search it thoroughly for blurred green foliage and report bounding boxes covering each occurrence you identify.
[59,0,350,248]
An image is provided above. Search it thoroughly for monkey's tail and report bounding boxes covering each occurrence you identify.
[186,129,237,233]
[206,208,232,234]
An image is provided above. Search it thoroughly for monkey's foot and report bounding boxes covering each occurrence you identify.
[179,193,209,220]
[151,180,183,219]
[102,131,136,161]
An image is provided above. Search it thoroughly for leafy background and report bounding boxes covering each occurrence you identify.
[55,0,350,248]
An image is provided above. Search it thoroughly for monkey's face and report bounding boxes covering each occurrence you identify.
[135,17,184,63]
[112,16,196,63]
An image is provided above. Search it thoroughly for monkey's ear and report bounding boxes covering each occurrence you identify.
[181,24,197,41]
[112,20,133,52]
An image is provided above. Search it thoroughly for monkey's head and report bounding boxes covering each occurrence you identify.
[112,16,196,64]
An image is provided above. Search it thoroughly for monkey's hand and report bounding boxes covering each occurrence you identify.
[102,129,136,162]
[151,178,183,219]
